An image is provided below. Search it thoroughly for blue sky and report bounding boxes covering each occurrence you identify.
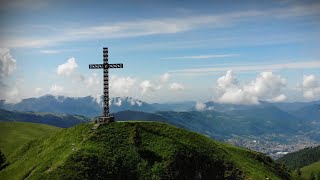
[0,0,320,104]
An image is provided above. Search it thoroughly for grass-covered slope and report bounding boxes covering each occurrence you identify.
[0,122,61,156]
[300,161,320,179]
[277,146,320,170]
[277,146,320,179]
[0,109,90,128]
[0,122,290,180]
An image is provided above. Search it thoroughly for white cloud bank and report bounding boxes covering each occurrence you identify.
[270,94,287,102]
[114,98,122,106]
[84,75,136,104]
[140,80,160,95]
[140,73,185,95]
[0,48,21,103]
[215,71,287,104]
[0,48,16,78]
[2,86,20,104]
[54,57,138,103]
[110,76,136,96]
[169,82,185,91]
[195,101,214,111]
[50,84,63,95]
[35,87,43,96]
[57,57,78,76]
[86,73,100,87]
[160,73,171,83]
[302,75,320,100]
[195,102,207,111]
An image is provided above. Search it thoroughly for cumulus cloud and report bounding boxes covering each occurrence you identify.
[110,76,136,96]
[195,102,207,111]
[0,48,16,78]
[169,82,185,91]
[217,70,238,89]
[87,75,136,104]
[1,86,21,103]
[0,48,21,103]
[244,72,287,98]
[91,94,102,105]
[215,70,287,104]
[140,80,160,94]
[302,75,320,100]
[86,73,100,87]
[50,84,63,95]
[195,102,214,111]
[139,73,179,95]
[114,98,122,106]
[135,100,143,106]
[270,94,287,102]
[216,71,258,104]
[218,88,258,104]
[73,74,85,83]
[57,57,78,76]
[139,73,171,95]
[160,73,171,83]
[35,87,44,96]
[126,98,143,106]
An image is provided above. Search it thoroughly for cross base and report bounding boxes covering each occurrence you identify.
[97,116,115,124]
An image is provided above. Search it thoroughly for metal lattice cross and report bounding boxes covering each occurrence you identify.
[89,47,123,123]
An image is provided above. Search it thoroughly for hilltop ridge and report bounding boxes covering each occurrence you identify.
[0,121,290,179]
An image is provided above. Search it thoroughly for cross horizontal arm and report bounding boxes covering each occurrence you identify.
[89,64,103,69]
[89,63,123,69]
[108,63,123,68]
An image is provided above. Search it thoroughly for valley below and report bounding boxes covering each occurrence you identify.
[226,133,319,159]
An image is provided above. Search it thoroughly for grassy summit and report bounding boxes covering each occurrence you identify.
[0,122,290,179]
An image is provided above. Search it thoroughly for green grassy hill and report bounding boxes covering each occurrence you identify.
[277,146,320,170]
[277,146,320,179]
[300,161,320,179]
[0,122,290,180]
[0,122,61,157]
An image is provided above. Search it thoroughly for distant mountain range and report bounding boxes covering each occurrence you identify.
[0,95,195,117]
[113,107,309,141]
[1,94,319,140]
[1,94,319,117]
[1,94,320,164]
[112,99,320,142]
[0,95,102,117]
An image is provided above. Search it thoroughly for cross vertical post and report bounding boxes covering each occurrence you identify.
[103,47,109,117]
[89,47,124,124]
